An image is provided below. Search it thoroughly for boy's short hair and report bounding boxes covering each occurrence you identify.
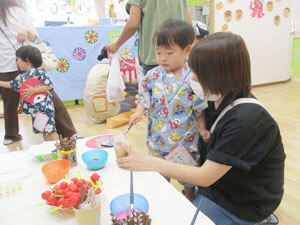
[16,45,42,68]
[152,19,194,49]
[189,32,251,102]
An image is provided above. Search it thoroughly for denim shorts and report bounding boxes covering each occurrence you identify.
[192,194,257,225]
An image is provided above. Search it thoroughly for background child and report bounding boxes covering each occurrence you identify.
[129,19,207,201]
[83,46,132,124]
[0,45,58,141]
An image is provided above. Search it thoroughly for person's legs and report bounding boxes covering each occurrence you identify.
[192,195,254,225]
[43,132,59,141]
[0,71,22,145]
[141,63,158,75]
[50,90,78,138]
[119,102,131,114]
[184,186,195,201]
[122,96,136,108]
[192,194,278,225]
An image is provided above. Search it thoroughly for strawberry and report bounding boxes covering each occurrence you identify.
[94,187,102,194]
[41,190,51,200]
[90,173,100,183]
[60,182,68,189]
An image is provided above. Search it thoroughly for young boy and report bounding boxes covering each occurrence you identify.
[129,19,208,201]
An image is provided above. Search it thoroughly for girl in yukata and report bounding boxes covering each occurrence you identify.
[0,45,58,141]
[129,19,208,201]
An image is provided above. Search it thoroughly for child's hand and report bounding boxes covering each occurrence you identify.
[200,129,210,143]
[22,85,36,98]
[135,93,142,105]
[129,112,143,125]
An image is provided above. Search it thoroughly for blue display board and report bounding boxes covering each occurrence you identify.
[37,26,137,101]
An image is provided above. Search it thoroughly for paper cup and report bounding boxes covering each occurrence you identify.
[74,203,101,225]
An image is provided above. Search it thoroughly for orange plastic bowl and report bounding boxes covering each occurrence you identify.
[42,159,71,184]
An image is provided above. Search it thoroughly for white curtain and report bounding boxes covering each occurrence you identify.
[94,0,106,18]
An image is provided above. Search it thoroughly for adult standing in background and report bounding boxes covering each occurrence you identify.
[0,0,36,145]
[0,0,80,145]
[106,0,192,75]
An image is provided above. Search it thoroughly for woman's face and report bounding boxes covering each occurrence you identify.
[190,73,222,102]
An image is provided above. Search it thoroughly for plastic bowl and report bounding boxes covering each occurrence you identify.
[110,193,149,218]
[82,149,108,170]
[41,159,71,184]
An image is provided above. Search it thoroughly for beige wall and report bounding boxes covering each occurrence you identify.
[212,0,300,85]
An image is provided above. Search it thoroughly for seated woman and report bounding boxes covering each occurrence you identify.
[117,32,285,225]
[83,47,131,123]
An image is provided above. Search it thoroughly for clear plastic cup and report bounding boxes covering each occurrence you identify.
[113,133,130,159]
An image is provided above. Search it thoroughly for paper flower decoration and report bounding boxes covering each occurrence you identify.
[120,48,132,59]
[73,47,86,61]
[85,30,98,44]
[57,58,70,73]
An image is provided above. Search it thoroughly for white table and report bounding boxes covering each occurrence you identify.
[0,137,214,225]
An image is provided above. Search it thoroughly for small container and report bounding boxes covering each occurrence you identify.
[58,148,78,167]
[110,193,149,219]
[41,159,71,184]
[82,149,108,170]
[74,203,101,225]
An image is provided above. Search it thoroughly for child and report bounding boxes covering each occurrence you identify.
[0,45,58,141]
[129,19,208,201]
[83,46,132,124]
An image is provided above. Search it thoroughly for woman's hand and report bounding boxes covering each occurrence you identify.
[16,27,29,44]
[106,43,120,54]
[117,143,155,171]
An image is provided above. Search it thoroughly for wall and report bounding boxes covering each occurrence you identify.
[105,0,129,19]
[22,0,98,26]
[214,0,300,85]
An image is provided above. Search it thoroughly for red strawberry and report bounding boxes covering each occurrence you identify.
[53,185,60,191]
[94,187,102,194]
[41,190,51,200]
[62,199,72,209]
[55,189,65,195]
[68,196,81,207]
[71,178,79,185]
[56,197,65,207]
[90,173,100,183]
[64,191,73,198]
[60,182,68,189]
[68,183,78,192]
[47,195,57,206]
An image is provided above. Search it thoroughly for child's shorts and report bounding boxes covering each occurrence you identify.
[148,149,198,188]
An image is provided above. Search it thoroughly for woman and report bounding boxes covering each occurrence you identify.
[117,32,285,225]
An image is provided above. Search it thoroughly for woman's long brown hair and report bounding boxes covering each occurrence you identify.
[0,0,20,26]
